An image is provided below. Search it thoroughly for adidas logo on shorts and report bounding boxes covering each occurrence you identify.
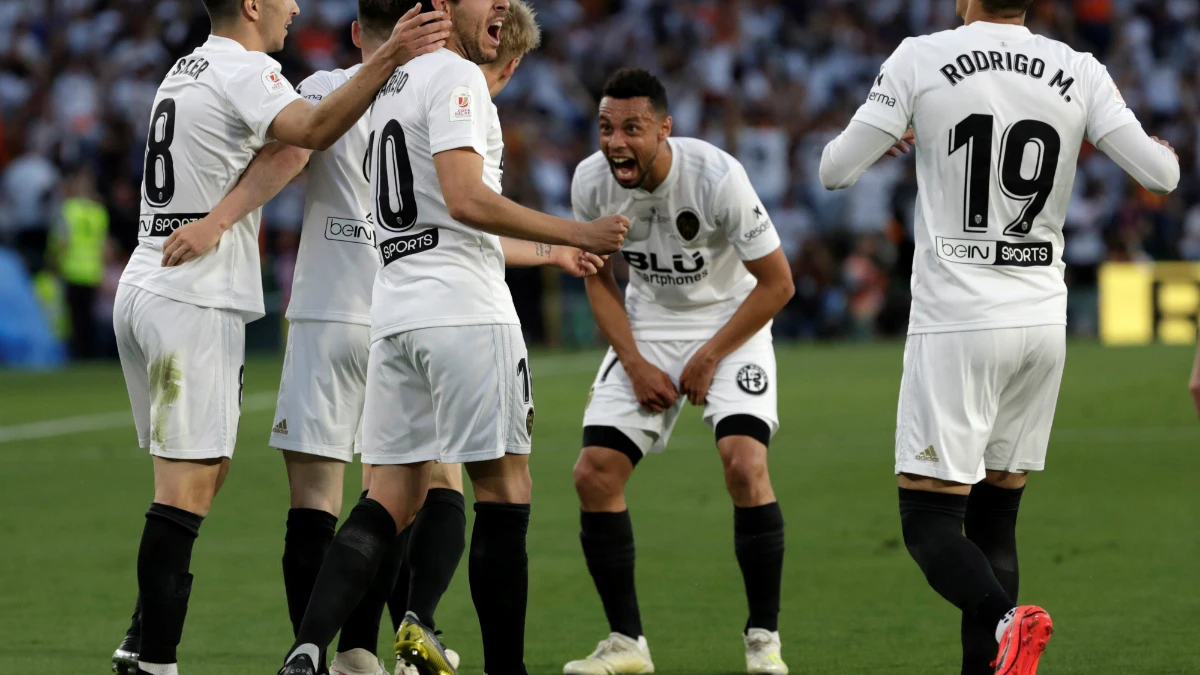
[273,419,288,436]
[915,445,939,462]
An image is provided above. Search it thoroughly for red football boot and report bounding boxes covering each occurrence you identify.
[992,606,1054,675]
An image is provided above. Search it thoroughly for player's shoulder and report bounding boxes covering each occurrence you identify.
[298,64,358,101]
[673,137,745,188]
[412,49,486,86]
[571,151,613,195]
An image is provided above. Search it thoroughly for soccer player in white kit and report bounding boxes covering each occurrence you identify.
[819,1,1179,673]
[108,0,450,673]
[563,69,796,675]
[278,1,629,675]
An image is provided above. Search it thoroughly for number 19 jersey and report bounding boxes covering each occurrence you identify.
[367,49,518,342]
[120,35,303,321]
[852,21,1137,334]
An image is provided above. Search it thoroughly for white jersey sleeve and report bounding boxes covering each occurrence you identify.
[571,169,600,223]
[224,57,303,140]
[427,61,492,157]
[1081,56,1137,144]
[297,70,337,102]
[711,162,780,262]
[851,38,919,141]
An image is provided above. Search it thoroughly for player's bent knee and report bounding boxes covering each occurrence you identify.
[467,454,532,504]
[152,457,226,516]
[714,414,772,448]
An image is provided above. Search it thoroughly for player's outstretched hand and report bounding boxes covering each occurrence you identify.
[383,4,452,66]
[679,348,718,406]
[577,215,630,255]
[161,216,224,267]
[1152,136,1178,161]
[886,127,915,158]
[626,357,678,414]
[554,246,605,277]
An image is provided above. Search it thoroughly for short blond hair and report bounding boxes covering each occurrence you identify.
[496,0,541,63]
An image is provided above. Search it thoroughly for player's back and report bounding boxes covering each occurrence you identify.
[858,22,1134,333]
[367,49,517,340]
[288,65,378,326]
[120,36,301,320]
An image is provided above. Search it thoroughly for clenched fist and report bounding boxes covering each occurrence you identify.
[575,215,630,255]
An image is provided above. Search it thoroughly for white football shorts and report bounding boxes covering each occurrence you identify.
[895,325,1066,484]
[360,324,533,465]
[582,330,779,455]
[269,320,370,461]
[114,283,245,460]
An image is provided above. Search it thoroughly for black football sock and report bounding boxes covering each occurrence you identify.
[406,488,467,629]
[387,526,413,633]
[734,502,785,633]
[137,503,203,665]
[282,508,339,638]
[125,595,142,639]
[291,498,396,655]
[899,488,1014,637]
[336,525,408,655]
[579,510,642,639]
[470,502,530,675]
[960,483,1024,675]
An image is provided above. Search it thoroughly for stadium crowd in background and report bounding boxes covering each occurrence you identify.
[1,0,1197,357]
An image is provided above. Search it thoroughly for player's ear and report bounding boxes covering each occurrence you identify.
[503,58,520,81]
[660,114,673,141]
[242,0,260,22]
[351,20,363,49]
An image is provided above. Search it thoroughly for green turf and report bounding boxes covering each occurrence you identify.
[1,342,1198,674]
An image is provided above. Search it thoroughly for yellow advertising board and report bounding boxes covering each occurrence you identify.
[1099,262,1200,345]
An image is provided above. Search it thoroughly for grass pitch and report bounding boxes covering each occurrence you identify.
[1,342,1197,674]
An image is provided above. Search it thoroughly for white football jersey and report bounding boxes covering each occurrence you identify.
[286,64,377,325]
[367,49,517,341]
[853,22,1137,334]
[120,35,303,321]
[572,138,781,341]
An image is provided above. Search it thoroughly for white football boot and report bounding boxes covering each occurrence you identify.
[743,629,788,675]
[395,648,459,675]
[330,648,388,675]
[563,633,655,675]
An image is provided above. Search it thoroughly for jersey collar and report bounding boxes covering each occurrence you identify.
[200,35,249,52]
[964,22,1033,39]
[635,137,681,199]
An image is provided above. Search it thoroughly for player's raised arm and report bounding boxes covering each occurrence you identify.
[434,149,628,254]
[268,5,452,150]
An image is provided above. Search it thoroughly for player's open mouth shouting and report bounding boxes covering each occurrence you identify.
[487,17,504,47]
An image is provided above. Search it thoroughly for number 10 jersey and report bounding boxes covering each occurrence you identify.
[366,49,518,342]
[851,21,1137,334]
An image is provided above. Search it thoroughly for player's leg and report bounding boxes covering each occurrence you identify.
[385,463,465,675]
[115,286,245,675]
[896,330,1025,667]
[960,325,1064,675]
[703,334,786,674]
[566,345,679,675]
[283,334,438,675]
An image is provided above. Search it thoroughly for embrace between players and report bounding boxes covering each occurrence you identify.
[108,0,1180,674]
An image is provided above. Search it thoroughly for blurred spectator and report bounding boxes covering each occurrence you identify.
[49,165,108,359]
[0,0,1197,355]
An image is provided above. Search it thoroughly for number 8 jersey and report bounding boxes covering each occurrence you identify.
[852,21,1136,334]
[120,36,302,321]
[366,49,518,343]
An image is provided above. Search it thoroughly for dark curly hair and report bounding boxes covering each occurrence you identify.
[601,68,669,117]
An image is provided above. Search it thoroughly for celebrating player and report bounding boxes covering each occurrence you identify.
[277,0,628,674]
[108,1,449,674]
[819,1,1179,673]
[563,68,795,675]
